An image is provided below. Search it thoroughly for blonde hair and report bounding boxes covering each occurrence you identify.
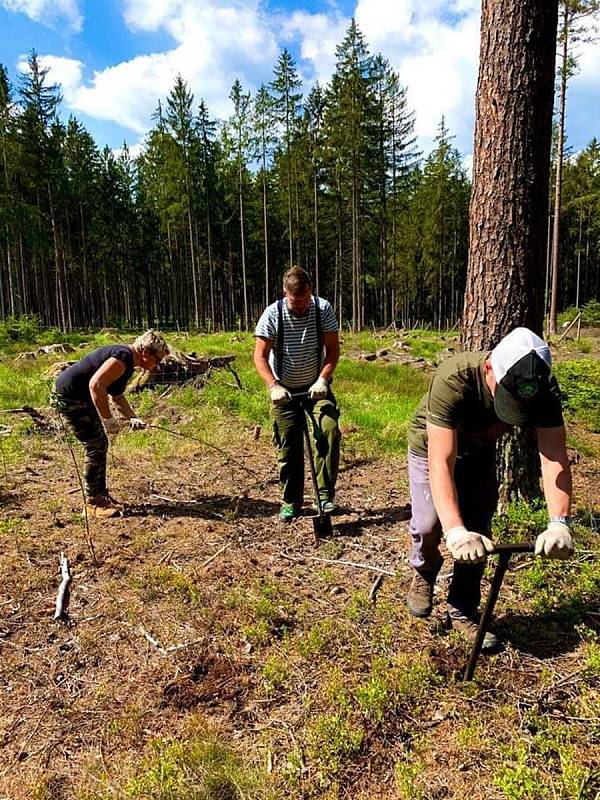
[133,330,169,360]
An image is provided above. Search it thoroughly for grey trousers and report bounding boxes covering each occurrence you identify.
[407,449,498,616]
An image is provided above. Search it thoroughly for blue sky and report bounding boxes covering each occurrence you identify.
[1,0,599,164]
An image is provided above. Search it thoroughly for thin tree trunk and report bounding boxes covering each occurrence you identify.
[549,4,569,334]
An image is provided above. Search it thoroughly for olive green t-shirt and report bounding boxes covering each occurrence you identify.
[408,351,564,458]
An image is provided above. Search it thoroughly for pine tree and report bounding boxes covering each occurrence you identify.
[271,49,302,269]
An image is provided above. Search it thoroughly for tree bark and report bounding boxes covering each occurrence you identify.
[462,0,559,504]
[462,0,559,348]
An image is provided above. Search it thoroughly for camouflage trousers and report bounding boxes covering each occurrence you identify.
[50,392,109,498]
[272,390,340,506]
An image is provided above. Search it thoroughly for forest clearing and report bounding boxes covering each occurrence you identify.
[0,323,599,800]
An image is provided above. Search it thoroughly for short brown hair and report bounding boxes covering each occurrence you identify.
[283,266,312,294]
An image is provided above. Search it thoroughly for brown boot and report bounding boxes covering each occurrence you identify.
[406,570,437,618]
[446,609,499,651]
[84,494,123,518]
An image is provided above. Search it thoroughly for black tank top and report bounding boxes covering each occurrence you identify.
[55,345,134,402]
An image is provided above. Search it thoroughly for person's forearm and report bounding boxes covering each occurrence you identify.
[111,395,135,419]
[319,344,340,382]
[428,460,464,532]
[541,456,572,518]
[254,355,277,387]
[89,381,111,419]
[320,353,339,382]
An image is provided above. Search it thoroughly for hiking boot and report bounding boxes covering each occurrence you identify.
[279,502,301,523]
[84,494,123,519]
[446,610,499,651]
[406,570,437,618]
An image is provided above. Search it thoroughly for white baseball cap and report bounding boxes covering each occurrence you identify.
[490,328,553,425]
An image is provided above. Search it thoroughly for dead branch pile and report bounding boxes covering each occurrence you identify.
[17,343,76,360]
[129,348,239,391]
[3,406,61,433]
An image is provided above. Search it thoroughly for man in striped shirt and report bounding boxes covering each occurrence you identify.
[254,266,341,522]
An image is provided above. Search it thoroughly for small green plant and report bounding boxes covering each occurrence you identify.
[344,591,372,624]
[261,655,290,693]
[132,566,201,606]
[305,713,363,780]
[297,619,337,658]
[494,741,547,800]
[117,731,269,799]
[394,756,425,800]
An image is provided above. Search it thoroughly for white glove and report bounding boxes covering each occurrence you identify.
[308,377,329,400]
[129,417,146,431]
[535,522,573,559]
[445,526,494,563]
[102,416,121,436]
[269,383,291,407]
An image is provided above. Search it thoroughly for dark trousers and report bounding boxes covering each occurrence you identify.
[408,449,498,616]
[272,391,340,506]
[51,393,109,498]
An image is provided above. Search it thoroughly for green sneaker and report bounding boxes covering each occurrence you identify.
[279,503,300,523]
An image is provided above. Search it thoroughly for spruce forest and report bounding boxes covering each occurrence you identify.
[1,20,598,332]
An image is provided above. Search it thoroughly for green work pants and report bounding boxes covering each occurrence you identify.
[272,391,340,506]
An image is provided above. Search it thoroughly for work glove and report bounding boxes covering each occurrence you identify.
[269,383,291,407]
[102,416,121,436]
[308,377,329,400]
[129,417,146,431]
[445,526,494,563]
[535,522,573,559]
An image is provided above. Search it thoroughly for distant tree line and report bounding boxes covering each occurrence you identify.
[0,20,597,331]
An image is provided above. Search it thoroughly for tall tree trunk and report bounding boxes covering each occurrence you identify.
[313,167,320,297]
[548,4,569,334]
[239,164,249,331]
[262,168,269,307]
[462,0,559,503]
[187,207,199,328]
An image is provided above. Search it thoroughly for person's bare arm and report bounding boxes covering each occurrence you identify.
[89,358,126,419]
[537,425,572,517]
[254,337,277,387]
[426,422,463,532]
[320,331,340,382]
[111,394,136,420]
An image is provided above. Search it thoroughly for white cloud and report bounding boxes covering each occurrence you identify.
[1,0,82,32]
[290,0,481,155]
[39,0,279,135]
[281,11,349,86]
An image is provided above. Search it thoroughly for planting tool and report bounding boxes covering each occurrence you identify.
[463,541,535,681]
[290,393,334,540]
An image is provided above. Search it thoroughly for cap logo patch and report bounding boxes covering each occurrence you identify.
[514,377,538,399]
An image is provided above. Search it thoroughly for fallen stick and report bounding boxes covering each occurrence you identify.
[369,574,384,603]
[53,553,71,621]
[200,541,232,568]
[139,625,166,655]
[280,551,396,576]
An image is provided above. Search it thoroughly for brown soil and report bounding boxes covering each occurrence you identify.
[0,423,598,799]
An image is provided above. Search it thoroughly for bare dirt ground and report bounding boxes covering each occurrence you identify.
[1,410,599,799]
[2,325,600,798]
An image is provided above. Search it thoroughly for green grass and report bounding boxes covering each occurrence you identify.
[553,358,600,433]
[84,724,271,800]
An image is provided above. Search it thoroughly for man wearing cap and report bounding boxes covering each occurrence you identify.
[405,327,573,648]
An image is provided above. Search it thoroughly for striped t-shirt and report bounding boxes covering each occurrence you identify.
[255,297,339,388]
